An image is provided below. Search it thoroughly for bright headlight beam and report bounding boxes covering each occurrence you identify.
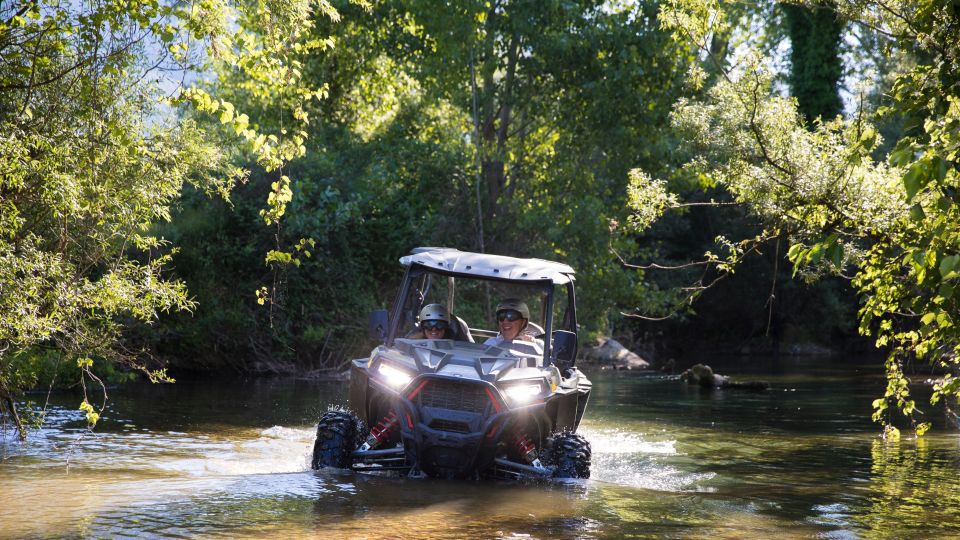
[504,383,542,404]
[378,363,413,387]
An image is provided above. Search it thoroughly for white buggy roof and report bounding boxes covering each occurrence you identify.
[399,247,575,285]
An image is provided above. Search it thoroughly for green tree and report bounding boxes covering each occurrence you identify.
[620,0,858,356]
[155,101,476,372]
[343,0,693,334]
[633,0,960,435]
[159,0,698,361]
[0,0,337,438]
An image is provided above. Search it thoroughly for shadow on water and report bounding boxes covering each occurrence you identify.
[3,356,960,538]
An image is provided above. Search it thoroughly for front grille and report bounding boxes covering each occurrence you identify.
[420,380,488,413]
[429,419,472,433]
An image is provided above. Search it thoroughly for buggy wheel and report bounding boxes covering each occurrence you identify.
[311,409,362,470]
[548,432,591,479]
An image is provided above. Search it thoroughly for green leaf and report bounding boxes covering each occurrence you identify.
[940,255,960,278]
[79,400,99,427]
[265,249,293,266]
[937,312,953,328]
[809,243,824,264]
[859,126,877,149]
[939,284,955,301]
[933,156,948,182]
[827,243,843,267]
[889,143,914,167]
[787,243,804,260]
[903,162,928,201]
[233,114,249,136]
[910,203,925,221]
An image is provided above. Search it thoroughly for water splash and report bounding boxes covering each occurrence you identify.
[153,426,316,476]
[583,427,677,455]
[580,426,716,492]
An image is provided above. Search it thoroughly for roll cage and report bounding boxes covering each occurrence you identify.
[378,248,579,365]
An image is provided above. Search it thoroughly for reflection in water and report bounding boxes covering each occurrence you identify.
[2,362,960,538]
[851,438,960,537]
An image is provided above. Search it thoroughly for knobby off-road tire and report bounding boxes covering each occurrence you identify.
[547,432,592,479]
[311,409,362,470]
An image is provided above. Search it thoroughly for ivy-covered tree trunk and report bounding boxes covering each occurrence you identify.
[783,1,845,122]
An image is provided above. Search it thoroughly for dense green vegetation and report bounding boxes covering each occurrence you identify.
[2,0,959,437]
[157,0,695,371]
[634,0,960,436]
[0,0,335,436]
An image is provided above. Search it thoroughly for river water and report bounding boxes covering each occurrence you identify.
[2,356,959,539]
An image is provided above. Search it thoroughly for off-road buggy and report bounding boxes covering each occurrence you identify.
[311,247,592,479]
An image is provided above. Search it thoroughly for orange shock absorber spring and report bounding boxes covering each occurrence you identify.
[363,411,399,450]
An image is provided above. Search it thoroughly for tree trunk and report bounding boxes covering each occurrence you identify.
[0,385,26,441]
[476,21,521,250]
[784,1,844,122]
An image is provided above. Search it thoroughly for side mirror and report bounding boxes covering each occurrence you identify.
[552,330,578,367]
[368,310,389,341]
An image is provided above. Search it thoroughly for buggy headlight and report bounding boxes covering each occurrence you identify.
[378,363,413,387]
[503,383,542,404]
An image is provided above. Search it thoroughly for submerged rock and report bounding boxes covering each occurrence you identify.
[680,363,769,390]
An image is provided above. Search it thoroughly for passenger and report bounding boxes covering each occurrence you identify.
[483,299,543,354]
[408,303,454,340]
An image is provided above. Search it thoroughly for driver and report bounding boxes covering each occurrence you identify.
[483,299,543,354]
[408,304,454,340]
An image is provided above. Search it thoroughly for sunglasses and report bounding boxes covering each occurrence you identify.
[496,310,524,322]
[422,320,449,331]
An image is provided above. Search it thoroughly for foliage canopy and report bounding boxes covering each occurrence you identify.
[633,0,960,435]
[156,0,698,371]
[0,0,336,437]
